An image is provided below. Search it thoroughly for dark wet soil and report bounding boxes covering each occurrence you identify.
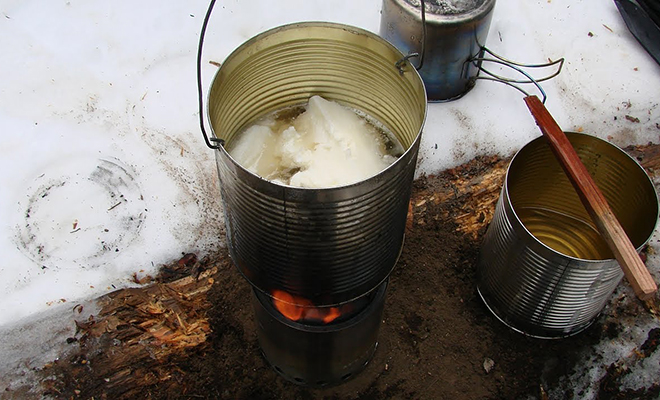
[145,155,641,400]
[31,153,660,400]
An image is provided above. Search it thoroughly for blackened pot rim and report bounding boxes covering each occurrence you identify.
[395,0,496,24]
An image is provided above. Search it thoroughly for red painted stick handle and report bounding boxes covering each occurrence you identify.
[524,95,657,301]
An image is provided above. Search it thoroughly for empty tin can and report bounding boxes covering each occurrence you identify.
[477,132,658,338]
[380,0,496,101]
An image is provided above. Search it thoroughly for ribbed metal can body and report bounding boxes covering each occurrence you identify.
[207,22,427,306]
[379,0,496,101]
[251,281,387,387]
[478,132,658,338]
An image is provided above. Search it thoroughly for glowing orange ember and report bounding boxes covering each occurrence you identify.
[321,307,341,324]
[271,289,343,324]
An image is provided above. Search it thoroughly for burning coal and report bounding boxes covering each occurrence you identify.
[271,290,351,324]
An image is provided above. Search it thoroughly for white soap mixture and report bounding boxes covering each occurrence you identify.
[227,96,403,188]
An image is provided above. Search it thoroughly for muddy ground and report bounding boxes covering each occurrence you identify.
[26,152,660,400]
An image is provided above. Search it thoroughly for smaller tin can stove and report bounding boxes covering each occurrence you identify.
[251,281,388,387]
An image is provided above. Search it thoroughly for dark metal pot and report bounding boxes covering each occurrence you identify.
[380,0,496,101]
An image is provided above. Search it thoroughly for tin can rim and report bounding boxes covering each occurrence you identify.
[502,131,659,263]
[206,21,428,193]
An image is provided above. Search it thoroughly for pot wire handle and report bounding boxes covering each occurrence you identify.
[471,47,565,103]
[396,0,426,74]
[197,0,224,150]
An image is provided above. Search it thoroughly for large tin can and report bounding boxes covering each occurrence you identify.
[207,22,427,306]
[380,0,496,101]
[477,132,658,338]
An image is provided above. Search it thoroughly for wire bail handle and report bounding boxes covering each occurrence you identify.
[197,0,224,150]
[395,0,427,74]
[472,49,564,103]
[394,0,565,103]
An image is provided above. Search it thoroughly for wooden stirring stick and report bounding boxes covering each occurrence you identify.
[524,95,657,301]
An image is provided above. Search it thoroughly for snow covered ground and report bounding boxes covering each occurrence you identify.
[0,0,659,397]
